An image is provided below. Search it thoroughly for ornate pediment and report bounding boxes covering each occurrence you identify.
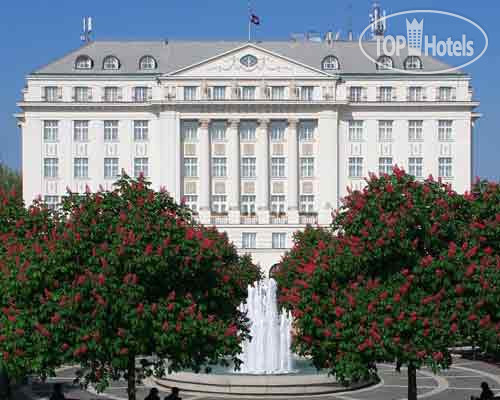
[167,44,327,78]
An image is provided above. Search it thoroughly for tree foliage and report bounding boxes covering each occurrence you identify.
[275,169,500,400]
[0,176,261,400]
[0,164,21,203]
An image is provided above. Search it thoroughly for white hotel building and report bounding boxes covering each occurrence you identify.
[16,38,479,273]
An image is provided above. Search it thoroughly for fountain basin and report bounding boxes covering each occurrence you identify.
[150,368,376,397]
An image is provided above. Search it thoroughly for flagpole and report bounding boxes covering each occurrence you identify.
[248,0,251,42]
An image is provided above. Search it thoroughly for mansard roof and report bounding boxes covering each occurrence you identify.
[31,39,461,76]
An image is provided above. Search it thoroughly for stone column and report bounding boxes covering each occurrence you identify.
[228,119,241,224]
[287,119,300,224]
[256,119,270,224]
[198,119,211,224]
[317,111,339,225]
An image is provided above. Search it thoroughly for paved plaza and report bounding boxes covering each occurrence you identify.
[12,358,500,400]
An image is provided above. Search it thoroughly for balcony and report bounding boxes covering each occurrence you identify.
[210,215,229,225]
[270,214,288,225]
[299,213,318,225]
[240,215,258,225]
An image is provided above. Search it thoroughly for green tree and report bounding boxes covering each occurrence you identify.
[0,175,260,400]
[0,163,21,202]
[276,169,499,400]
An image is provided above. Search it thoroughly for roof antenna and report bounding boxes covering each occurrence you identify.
[370,1,387,40]
[80,16,93,43]
[346,2,353,41]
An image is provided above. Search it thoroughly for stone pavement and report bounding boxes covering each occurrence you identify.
[12,358,500,400]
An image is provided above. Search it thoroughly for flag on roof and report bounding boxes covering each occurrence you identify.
[250,14,261,25]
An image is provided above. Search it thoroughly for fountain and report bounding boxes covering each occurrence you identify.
[150,279,372,396]
[238,279,293,374]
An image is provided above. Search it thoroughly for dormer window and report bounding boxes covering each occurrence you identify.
[103,56,120,70]
[404,56,423,70]
[377,55,393,70]
[75,55,93,70]
[139,56,157,70]
[322,55,339,71]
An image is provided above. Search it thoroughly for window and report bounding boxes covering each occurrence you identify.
[379,87,393,102]
[74,158,89,179]
[271,86,285,100]
[409,157,423,178]
[213,86,226,100]
[438,120,453,141]
[103,56,120,70]
[73,121,89,142]
[242,233,257,249]
[438,87,454,101]
[212,195,227,214]
[377,55,393,70]
[44,158,58,178]
[242,86,256,100]
[133,87,150,102]
[272,233,287,249]
[182,122,198,142]
[44,196,59,211]
[75,55,93,70]
[439,157,453,178]
[184,195,198,213]
[104,121,119,142]
[300,158,314,178]
[210,122,226,141]
[299,121,314,142]
[44,87,61,102]
[43,120,58,142]
[74,87,91,102]
[134,158,149,178]
[378,120,393,142]
[184,158,198,178]
[271,195,286,214]
[139,56,157,70]
[104,158,119,179]
[300,195,315,213]
[349,87,364,102]
[404,56,423,70]
[299,86,314,101]
[322,55,339,71]
[241,195,256,215]
[408,86,424,102]
[379,157,393,175]
[240,122,256,141]
[240,54,258,68]
[348,120,364,142]
[184,86,198,101]
[241,157,256,178]
[270,123,285,141]
[408,120,423,141]
[134,121,149,141]
[104,87,120,102]
[212,157,227,177]
[348,157,363,178]
[271,157,286,178]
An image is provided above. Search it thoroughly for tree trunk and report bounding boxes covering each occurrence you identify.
[127,354,136,400]
[408,363,418,400]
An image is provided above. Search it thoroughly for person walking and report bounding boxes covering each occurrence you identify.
[164,387,181,400]
[145,388,161,400]
[471,381,495,400]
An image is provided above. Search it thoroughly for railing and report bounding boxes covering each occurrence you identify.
[299,214,318,225]
[210,215,229,225]
[270,215,288,225]
[240,215,259,225]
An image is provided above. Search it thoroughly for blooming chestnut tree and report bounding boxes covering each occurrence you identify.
[275,169,499,400]
[1,176,261,400]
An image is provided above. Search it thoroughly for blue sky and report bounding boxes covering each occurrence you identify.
[0,0,498,180]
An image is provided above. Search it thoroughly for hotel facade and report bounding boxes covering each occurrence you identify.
[17,39,479,274]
